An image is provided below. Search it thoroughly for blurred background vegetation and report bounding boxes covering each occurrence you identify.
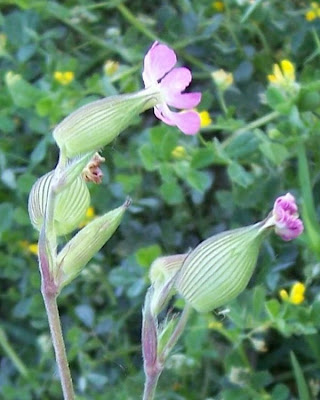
[1,0,320,399]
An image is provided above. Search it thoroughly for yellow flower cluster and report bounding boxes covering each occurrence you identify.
[199,110,212,127]
[279,282,306,305]
[305,2,320,21]
[54,71,74,85]
[78,206,96,228]
[268,60,295,86]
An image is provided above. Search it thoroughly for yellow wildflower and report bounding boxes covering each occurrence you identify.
[104,60,119,76]
[54,71,74,85]
[20,241,38,256]
[199,110,212,127]
[305,2,320,21]
[78,206,96,228]
[171,146,187,159]
[267,60,295,86]
[211,69,233,91]
[212,1,224,12]
[279,282,305,305]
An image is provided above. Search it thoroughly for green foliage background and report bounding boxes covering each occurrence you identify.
[1,0,320,399]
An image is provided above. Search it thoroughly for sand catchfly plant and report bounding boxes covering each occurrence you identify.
[28,41,202,400]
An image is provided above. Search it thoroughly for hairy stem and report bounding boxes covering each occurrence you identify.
[142,372,161,400]
[42,291,75,400]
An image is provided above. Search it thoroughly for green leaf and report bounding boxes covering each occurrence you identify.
[160,131,178,160]
[290,351,311,400]
[271,384,290,400]
[266,86,292,114]
[135,244,162,268]
[227,162,253,188]
[5,72,42,108]
[224,132,259,160]
[160,181,184,205]
[259,141,289,165]
[139,144,158,171]
[191,148,215,169]
[186,170,212,192]
[265,299,281,318]
[0,203,14,233]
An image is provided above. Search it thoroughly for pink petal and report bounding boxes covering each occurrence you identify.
[275,216,304,241]
[169,110,201,135]
[274,193,298,215]
[142,42,177,87]
[160,67,193,94]
[166,92,202,109]
[154,105,175,126]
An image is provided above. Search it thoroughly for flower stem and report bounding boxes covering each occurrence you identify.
[142,372,161,400]
[42,291,75,400]
[296,141,320,256]
[234,110,280,136]
[159,303,193,363]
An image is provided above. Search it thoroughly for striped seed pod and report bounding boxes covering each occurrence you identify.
[175,223,270,313]
[53,89,159,158]
[58,199,130,288]
[28,171,90,236]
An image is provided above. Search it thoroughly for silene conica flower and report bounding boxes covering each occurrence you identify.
[174,193,303,313]
[53,42,201,158]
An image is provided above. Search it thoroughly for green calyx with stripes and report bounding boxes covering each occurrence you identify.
[53,89,159,158]
[175,222,270,313]
[28,170,90,236]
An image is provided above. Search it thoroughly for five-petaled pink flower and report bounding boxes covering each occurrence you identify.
[272,193,304,241]
[142,42,202,135]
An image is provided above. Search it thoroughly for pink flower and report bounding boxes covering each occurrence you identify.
[273,193,304,241]
[142,42,202,135]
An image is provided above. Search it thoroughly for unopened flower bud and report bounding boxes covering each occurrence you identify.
[28,171,90,236]
[53,90,159,158]
[149,254,187,315]
[175,223,268,313]
[211,69,233,91]
[58,199,130,287]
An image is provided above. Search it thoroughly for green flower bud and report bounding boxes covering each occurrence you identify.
[175,223,270,313]
[53,89,159,158]
[149,254,187,315]
[58,199,130,288]
[28,171,90,236]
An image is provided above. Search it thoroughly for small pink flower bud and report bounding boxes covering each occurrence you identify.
[272,193,304,241]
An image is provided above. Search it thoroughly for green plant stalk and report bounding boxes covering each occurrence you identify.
[296,142,320,256]
[233,110,280,136]
[116,4,158,42]
[217,89,228,116]
[0,326,29,377]
[38,158,75,400]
